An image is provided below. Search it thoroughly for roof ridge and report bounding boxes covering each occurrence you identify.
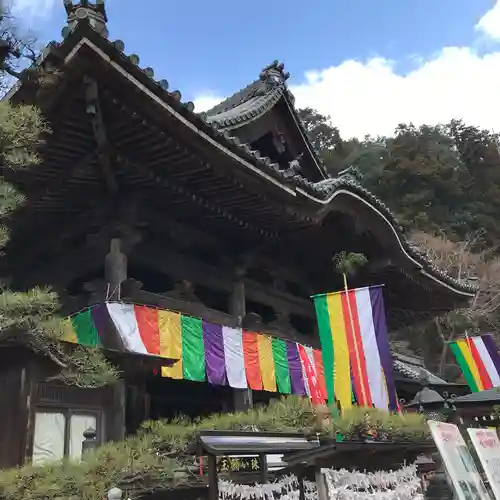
[205,86,284,127]
[204,79,262,116]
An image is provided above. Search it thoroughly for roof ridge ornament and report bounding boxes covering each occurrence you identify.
[62,0,109,39]
[259,60,290,91]
[337,164,364,183]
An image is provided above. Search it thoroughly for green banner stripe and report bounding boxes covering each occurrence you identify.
[272,338,291,394]
[314,295,335,405]
[181,315,206,381]
[71,310,100,347]
[450,342,479,392]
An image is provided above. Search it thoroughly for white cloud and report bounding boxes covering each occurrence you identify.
[476,0,500,40]
[195,1,500,139]
[290,47,500,139]
[194,94,225,113]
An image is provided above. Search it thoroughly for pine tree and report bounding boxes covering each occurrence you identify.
[0,5,118,387]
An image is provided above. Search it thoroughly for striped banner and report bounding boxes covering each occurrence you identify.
[450,334,500,392]
[60,302,327,401]
[313,285,397,411]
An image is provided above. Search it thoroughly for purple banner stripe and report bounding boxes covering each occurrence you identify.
[481,334,500,377]
[286,341,306,396]
[91,304,108,337]
[369,287,398,411]
[203,321,227,386]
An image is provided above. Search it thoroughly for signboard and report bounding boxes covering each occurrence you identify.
[217,455,260,473]
[429,421,491,500]
[468,428,500,499]
[200,455,262,475]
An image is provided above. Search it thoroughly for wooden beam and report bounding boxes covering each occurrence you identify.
[118,152,281,240]
[136,204,237,254]
[12,150,97,231]
[130,243,315,318]
[126,288,239,328]
[84,76,119,194]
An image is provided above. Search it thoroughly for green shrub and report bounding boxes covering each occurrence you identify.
[0,397,429,500]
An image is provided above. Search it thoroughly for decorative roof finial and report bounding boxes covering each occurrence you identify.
[62,0,109,38]
[259,60,290,90]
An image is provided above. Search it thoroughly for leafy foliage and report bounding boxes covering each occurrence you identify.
[0,397,429,500]
[299,108,500,249]
[333,251,368,278]
[300,106,500,376]
[0,434,182,500]
[140,396,429,462]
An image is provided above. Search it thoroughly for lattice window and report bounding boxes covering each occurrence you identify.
[31,408,101,465]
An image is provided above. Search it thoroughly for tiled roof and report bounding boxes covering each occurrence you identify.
[204,85,284,128]
[393,359,448,385]
[203,60,328,179]
[452,387,500,403]
[205,80,264,116]
[21,4,478,299]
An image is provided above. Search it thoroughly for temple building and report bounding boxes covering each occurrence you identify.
[0,0,475,468]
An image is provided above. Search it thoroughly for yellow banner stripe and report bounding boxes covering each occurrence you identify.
[457,339,484,391]
[258,334,277,392]
[326,293,352,409]
[159,310,183,379]
[60,318,78,343]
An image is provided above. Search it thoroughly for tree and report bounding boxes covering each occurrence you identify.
[333,251,368,285]
[0,4,117,387]
[299,107,500,248]
[0,5,36,91]
[396,232,500,379]
[361,124,470,237]
[298,107,363,175]
[445,119,500,247]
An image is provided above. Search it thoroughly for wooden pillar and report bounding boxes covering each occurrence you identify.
[110,379,126,441]
[207,454,219,500]
[315,467,329,500]
[258,453,269,483]
[230,267,253,411]
[104,238,127,301]
[298,474,306,500]
[19,366,32,466]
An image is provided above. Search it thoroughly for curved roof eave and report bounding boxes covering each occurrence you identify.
[296,184,476,298]
[204,86,284,130]
[27,32,476,300]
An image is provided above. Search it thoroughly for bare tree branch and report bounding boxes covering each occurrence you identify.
[409,231,500,378]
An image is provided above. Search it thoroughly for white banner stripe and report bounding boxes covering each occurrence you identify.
[305,346,316,371]
[106,302,148,354]
[222,326,247,389]
[355,288,387,409]
[473,337,500,387]
[299,344,311,396]
[305,346,316,396]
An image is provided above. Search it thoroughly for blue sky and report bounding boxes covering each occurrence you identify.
[15,0,500,138]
